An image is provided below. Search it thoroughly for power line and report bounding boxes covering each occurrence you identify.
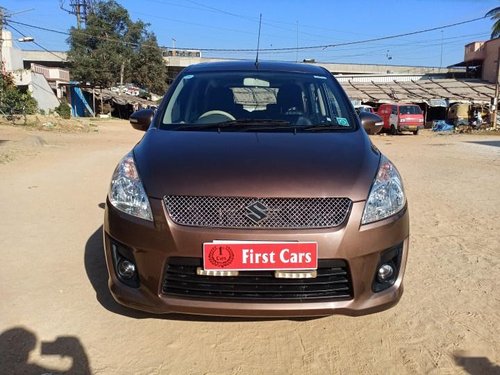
[6,23,67,61]
[176,0,366,39]
[6,19,68,36]
[185,0,254,22]
[131,10,259,37]
[6,15,486,54]
[185,16,487,52]
[266,31,488,58]
[6,19,141,49]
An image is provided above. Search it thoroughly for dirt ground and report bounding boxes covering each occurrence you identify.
[0,119,499,375]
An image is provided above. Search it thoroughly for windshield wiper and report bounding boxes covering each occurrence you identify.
[301,124,349,131]
[221,119,290,126]
[174,119,290,131]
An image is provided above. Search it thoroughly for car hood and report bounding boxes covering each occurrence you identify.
[133,129,380,201]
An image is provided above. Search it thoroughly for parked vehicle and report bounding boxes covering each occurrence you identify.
[447,103,488,128]
[447,103,468,126]
[377,103,424,135]
[105,61,409,317]
[354,104,375,115]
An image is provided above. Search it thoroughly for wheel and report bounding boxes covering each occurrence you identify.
[412,128,419,135]
[390,125,398,135]
[197,110,235,123]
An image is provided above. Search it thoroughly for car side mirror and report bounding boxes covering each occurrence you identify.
[129,109,154,131]
[359,111,384,135]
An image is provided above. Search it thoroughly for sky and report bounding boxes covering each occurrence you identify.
[2,0,499,67]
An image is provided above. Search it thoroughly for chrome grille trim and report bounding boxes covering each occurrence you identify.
[163,196,352,229]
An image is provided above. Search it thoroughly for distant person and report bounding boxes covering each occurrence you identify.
[473,110,483,127]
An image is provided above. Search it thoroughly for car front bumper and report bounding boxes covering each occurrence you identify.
[399,124,424,131]
[104,197,409,317]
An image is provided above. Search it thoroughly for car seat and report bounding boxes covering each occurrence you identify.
[276,84,304,114]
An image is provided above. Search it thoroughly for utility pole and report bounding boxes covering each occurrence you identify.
[75,2,81,28]
[439,30,443,69]
[119,61,124,95]
[0,7,4,74]
[60,1,94,29]
[492,46,500,130]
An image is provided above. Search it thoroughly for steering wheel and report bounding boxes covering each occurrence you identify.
[197,110,235,123]
[283,106,303,116]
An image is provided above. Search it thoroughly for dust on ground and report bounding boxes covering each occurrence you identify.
[0,115,112,164]
[0,121,499,375]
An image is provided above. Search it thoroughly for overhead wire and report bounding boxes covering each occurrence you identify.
[316,32,491,59]
[184,16,488,52]
[4,11,490,69]
[179,0,370,39]
[7,23,67,61]
[6,15,487,53]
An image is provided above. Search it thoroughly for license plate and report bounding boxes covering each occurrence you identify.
[203,241,318,271]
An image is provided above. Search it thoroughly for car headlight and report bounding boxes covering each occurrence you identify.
[361,156,406,224]
[108,152,153,221]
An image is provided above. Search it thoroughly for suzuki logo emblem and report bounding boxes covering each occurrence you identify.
[245,201,269,223]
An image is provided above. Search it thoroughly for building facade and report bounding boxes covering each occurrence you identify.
[461,38,500,83]
[1,30,69,112]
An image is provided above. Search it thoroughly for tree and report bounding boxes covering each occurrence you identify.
[67,0,167,93]
[0,72,38,122]
[131,34,167,94]
[486,7,500,39]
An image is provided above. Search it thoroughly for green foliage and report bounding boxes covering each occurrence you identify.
[67,0,167,94]
[486,7,500,39]
[0,71,15,88]
[130,34,167,94]
[0,72,38,117]
[2,89,38,115]
[55,100,72,119]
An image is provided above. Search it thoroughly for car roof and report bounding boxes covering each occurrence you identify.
[182,60,330,75]
[380,103,419,106]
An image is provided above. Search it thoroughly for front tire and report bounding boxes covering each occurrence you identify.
[412,128,419,135]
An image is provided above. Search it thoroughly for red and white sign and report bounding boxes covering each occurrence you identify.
[203,241,318,271]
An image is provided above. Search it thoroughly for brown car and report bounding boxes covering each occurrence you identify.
[104,61,409,317]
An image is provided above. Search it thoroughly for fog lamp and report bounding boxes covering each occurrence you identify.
[196,268,239,277]
[377,264,394,282]
[275,270,317,279]
[118,259,136,279]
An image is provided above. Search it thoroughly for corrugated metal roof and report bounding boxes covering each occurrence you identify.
[338,78,495,104]
[336,75,426,83]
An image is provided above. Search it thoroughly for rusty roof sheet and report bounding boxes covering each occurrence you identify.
[339,78,495,103]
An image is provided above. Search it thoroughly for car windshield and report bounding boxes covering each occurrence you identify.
[160,71,356,131]
[399,105,422,115]
[356,106,373,113]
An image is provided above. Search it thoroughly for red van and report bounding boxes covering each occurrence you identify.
[377,103,424,135]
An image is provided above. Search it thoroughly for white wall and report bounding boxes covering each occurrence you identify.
[29,72,60,112]
[1,30,24,71]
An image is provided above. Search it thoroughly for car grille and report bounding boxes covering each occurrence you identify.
[162,257,353,302]
[163,196,352,229]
